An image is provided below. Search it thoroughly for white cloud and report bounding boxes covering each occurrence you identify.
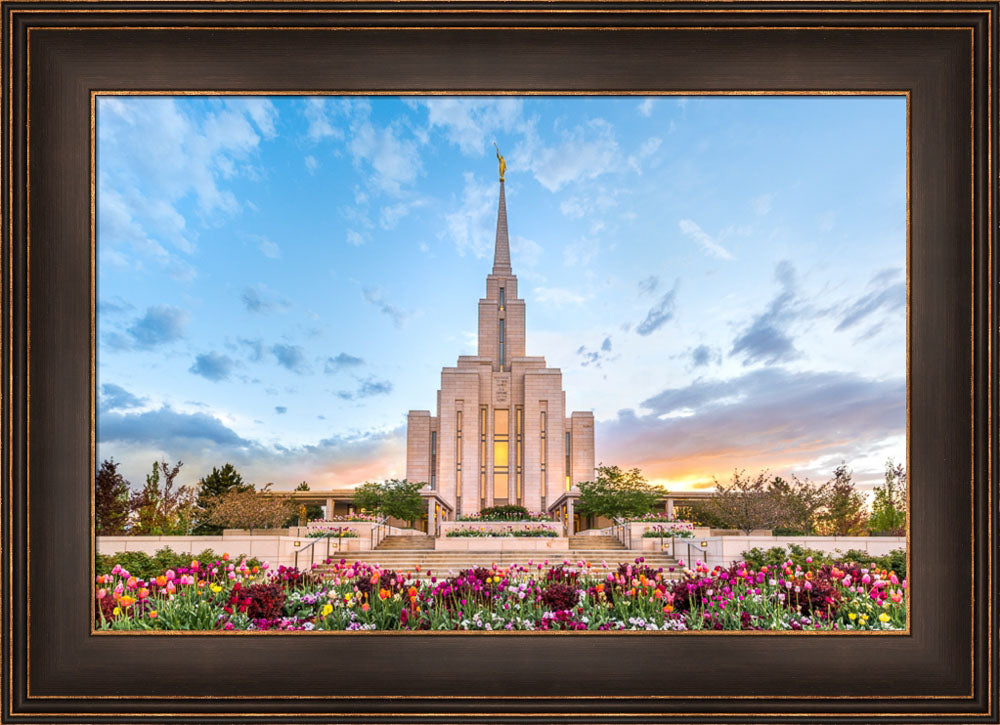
[678,218,734,261]
[819,210,836,232]
[558,189,619,220]
[638,98,655,117]
[533,287,587,305]
[346,230,366,247]
[97,96,279,281]
[249,234,281,259]
[516,118,621,192]
[628,136,663,174]
[751,193,773,216]
[445,172,496,259]
[419,98,525,156]
[563,236,600,267]
[511,235,543,268]
[379,199,426,230]
[304,155,319,174]
[348,118,421,195]
[304,97,344,142]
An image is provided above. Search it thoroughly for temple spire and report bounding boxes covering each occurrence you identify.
[492,145,512,276]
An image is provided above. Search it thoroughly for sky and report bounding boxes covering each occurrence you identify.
[97,95,906,494]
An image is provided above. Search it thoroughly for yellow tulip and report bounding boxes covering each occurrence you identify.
[879,613,891,623]
[321,603,333,617]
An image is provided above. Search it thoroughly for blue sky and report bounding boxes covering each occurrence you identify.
[97,95,906,492]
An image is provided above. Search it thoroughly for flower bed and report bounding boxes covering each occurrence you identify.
[641,523,695,539]
[445,527,559,538]
[95,553,907,632]
[310,514,381,524]
[457,506,552,522]
[306,527,359,539]
[619,514,694,524]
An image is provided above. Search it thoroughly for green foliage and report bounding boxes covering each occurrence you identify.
[739,543,906,579]
[95,458,131,535]
[130,460,197,535]
[674,503,729,529]
[194,463,252,534]
[816,464,868,536]
[767,475,830,535]
[869,460,907,536]
[576,465,660,520]
[95,547,262,580]
[478,505,530,521]
[351,479,425,525]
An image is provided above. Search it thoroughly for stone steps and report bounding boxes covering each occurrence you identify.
[314,551,680,581]
[568,535,625,550]
[376,535,435,550]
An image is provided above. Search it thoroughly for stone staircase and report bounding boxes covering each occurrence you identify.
[569,535,625,550]
[376,535,435,550]
[316,540,680,582]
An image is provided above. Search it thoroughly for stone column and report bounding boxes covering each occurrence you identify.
[665,498,674,519]
[566,498,575,536]
[325,498,334,520]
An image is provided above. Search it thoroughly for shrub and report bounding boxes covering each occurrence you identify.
[739,544,907,578]
[96,547,262,579]
[478,504,529,521]
[540,582,579,611]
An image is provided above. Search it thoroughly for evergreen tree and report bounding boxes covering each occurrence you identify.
[816,464,869,536]
[195,463,252,533]
[95,458,131,535]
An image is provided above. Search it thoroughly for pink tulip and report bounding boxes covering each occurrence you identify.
[165,569,176,581]
[97,588,107,599]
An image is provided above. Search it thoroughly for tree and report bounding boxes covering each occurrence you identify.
[352,481,384,515]
[351,479,426,526]
[869,459,907,536]
[194,463,252,534]
[815,464,869,536]
[768,474,830,535]
[700,470,789,535]
[576,465,660,520]
[95,458,131,535]
[130,460,197,535]
[204,484,294,534]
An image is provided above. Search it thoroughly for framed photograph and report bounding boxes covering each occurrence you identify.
[3,1,996,723]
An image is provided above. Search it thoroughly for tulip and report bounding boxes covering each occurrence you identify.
[97,588,107,599]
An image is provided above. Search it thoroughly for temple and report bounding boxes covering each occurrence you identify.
[405,155,596,516]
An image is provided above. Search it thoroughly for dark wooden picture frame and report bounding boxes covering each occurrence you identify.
[2,2,997,722]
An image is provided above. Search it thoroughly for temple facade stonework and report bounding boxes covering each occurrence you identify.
[405,168,595,516]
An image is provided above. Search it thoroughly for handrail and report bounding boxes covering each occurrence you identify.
[679,537,709,566]
[293,530,346,571]
[369,517,390,550]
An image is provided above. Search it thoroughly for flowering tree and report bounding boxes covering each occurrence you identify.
[204,484,294,534]
[700,470,790,535]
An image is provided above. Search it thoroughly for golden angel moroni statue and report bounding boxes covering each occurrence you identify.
[494,142,506,182]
